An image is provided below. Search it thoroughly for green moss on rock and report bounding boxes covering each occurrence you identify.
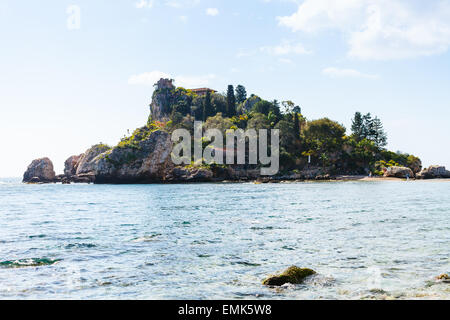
[436,274,449,282]
[262,266,316,286]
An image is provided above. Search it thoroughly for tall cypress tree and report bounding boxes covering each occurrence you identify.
[226,85,236,117]
[293,112,300,139]
[235,85,247,104]
[203,90,214,121]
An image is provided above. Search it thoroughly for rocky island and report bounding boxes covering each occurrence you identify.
[23,78,450,184]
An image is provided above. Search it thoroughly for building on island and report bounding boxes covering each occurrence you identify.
[189,88,217,96]
[153,78,216,96]
[154,78,175,90]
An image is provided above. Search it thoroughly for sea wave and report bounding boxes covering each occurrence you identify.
[0,258,61,268]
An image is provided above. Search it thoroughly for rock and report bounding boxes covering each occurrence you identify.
[169,167,214,182]
[92,130,174,183]
[436,274,450,283]
[416,166,450,179]
[64,154,83,176]
[262,266,316,286]
[23,158,56,183]
[383,166,414,179]
[76,144,111,175]
[150,78,176,121]
[29,177,42,184]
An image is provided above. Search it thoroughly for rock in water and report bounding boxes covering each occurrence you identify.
[23,158,56,183]
[92,130,174,183]
[262,266,316,286]
[383,166,414,179]
[76,144,111,175]
[416,166,450,179]
[64,154,83,176]
[436,274,450,283]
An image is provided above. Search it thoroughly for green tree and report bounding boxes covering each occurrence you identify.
[226,85,236,117]
[203,90,214,121]
[303,118,346,165]
[212,93,227,115]
[235,85,247,104]
[368,117,387,148]
[247,113,271,130]
[282,100,295,114]
[293,112,300,139]
[351,112,365,141]
[275,120,296,151]
[251,100,272,115]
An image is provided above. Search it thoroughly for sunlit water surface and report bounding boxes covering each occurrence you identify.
[0,178,448,299]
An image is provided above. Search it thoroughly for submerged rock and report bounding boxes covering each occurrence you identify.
[416,166,450,179]
[436,274,450,283]
[23,158,56,183]
[383,166,414,179]
[262,266,316,286]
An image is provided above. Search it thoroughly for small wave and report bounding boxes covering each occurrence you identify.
[29,234,46,239]
[131,234,162,243]
[65,243,97,249]
[0,258,61,268]
[231,261,261,267]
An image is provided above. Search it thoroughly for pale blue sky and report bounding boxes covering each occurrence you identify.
[1,0,450,177]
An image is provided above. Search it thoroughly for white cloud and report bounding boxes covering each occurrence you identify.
[135,0,200,9]
[135,0,154,9]
[322,67,379,79]
[128,71,216,88]
[206,8,219,16]
[260,41,312,55]
[279,58,293,64]
[278,0,450,60]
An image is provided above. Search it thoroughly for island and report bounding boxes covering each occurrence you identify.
[23,78,450,184]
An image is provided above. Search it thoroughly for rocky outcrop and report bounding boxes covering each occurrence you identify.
[262,266,316,286]
[416,166,450,179]
[383,166,414,179]
[150,78,176,121]
[23,158,56,183]
[167,167,214,182]
[92,130,174,183]
[64,154,83,176]
[76,144,111,176]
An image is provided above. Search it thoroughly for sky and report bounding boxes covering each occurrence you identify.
[1,0,450,177]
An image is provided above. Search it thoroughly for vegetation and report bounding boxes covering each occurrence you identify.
[262,266,316,286]
[144,81,422,176]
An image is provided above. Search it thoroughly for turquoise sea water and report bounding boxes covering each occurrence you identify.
[0,178,448,299]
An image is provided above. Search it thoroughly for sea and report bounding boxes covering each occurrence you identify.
[0,177,448,299]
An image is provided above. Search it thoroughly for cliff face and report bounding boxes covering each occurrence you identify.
[93,130,174,183]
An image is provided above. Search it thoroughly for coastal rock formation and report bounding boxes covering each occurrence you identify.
[168,167,214,182]
[23,158,56,183]
[64,154,83,176]
[150,78,175,121]
[76,144,111,176]
[262,266,316,286]
[416,166,450,179]
[92,130,174,183]
[383,166,414,179]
